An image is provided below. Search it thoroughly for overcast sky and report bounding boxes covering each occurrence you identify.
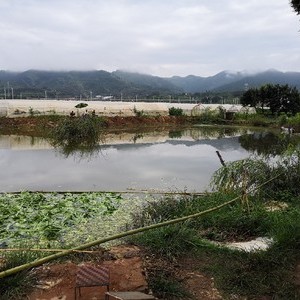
[0,0,299,77]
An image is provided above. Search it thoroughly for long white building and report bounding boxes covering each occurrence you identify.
[0,100,250,118]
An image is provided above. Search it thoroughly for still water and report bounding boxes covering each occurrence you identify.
[0,126,296,193]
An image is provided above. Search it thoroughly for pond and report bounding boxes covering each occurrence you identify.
[0,126,298,193]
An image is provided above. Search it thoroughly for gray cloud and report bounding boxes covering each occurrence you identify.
[0,0,299,76]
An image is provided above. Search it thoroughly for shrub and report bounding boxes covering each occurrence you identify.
[169,107,183,116]
[50,115,104,156]
[133,106,144,117]
[75,103,88,109]
[195,107,220,123]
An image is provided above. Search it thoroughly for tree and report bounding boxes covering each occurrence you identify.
[291,0,300,14]
[274,84,300,115]
[240,88,259,108]
[240,84,300,115]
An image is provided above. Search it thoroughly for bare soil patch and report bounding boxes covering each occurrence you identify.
[25,245,223,300]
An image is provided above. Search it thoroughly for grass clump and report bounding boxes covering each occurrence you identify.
[0,245,45,299]
[193,107,221,124]
[148,271,191,300]
[50,115,104,157]
[51,115,103,146]
[131,224,199,259]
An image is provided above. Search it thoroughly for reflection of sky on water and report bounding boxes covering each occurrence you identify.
[0,135,250,192]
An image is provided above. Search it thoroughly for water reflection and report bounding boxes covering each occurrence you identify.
[239,131,300,156]
[0,126,298,192]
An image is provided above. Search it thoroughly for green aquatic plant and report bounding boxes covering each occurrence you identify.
[0,192,122,246]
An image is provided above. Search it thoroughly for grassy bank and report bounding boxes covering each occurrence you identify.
[127,150,300,299]
[1,110,300,138]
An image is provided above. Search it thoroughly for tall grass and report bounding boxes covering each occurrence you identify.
[234,112,272,126]
[50,114,104,157]
[0,246,45,299]
[211,149,300,198]
[148,271,191,300]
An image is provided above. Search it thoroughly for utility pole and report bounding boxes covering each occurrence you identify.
[11,87,14,100]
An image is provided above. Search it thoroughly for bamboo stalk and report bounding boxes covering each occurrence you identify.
[0,248,96,253]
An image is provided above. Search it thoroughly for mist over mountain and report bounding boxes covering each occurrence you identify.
[166,69,300,93]
[0,69,299,99]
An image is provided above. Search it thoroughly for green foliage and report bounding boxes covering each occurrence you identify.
[0,192,122,246]
[129,192,269,246]
[131,225,198,259]
[238,131,300,156]
[240,88,260,107]
[211,158,271,193]
[287,112,300,131]
[168,107,183,116]
[241,84,300,115]
[129,188,300,298]
[278,112,288,126]
[133,106,144,117]
[204,247,300,299]
[75,102,88,108]
[199,200,300,298]
[234,112,271,126]
[194,107,221,123]
[168,130,183,139]
[28,107,34,116]
[0,244,45,299]
[271,149,300,196]
[267,206,300,247]
[211,149,300,198]
[50,115,104,156]
[148,271,191,300]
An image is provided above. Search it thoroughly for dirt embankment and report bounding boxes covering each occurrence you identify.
[0,115,193,136]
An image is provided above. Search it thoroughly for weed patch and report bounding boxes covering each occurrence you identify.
[0,246,45,299]
[50,115,105,156]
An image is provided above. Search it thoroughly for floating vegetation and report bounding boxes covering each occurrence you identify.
[0,192,123,247]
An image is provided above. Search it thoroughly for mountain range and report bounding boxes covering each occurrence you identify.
[0,69,299,98]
